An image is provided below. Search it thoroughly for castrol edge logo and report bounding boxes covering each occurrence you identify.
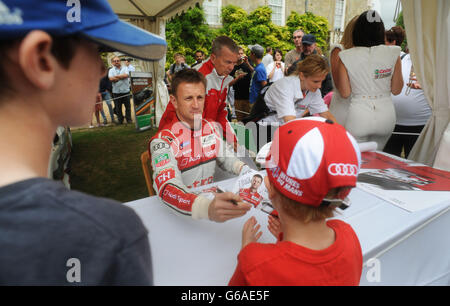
[328,163,358,177]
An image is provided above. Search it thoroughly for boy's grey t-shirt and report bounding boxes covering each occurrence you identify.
[0,178,153,285]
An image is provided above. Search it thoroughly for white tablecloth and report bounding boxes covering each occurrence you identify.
[126,175,450,286]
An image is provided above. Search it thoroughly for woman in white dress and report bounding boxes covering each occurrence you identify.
[335,10,403,150]
[265,49,285,83]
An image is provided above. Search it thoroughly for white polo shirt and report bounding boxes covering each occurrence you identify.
[109,65,130,94]
[260,75,328,124]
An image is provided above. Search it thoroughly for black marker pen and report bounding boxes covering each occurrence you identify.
[216,187,238,206]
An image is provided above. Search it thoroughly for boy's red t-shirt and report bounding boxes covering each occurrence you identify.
[228,220,363,286]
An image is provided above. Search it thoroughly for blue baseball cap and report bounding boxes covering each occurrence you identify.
[0,0,167,61]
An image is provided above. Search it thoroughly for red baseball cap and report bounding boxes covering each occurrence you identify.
[265,117,361,207]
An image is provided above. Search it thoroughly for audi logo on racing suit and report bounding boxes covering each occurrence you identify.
[328,163,358,176]
[180,155,201,167]
[152,142,169,152]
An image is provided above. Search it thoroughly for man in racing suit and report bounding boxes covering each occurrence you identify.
[158,36,239,150]
[239,174,263,207]
[149,69,252,222]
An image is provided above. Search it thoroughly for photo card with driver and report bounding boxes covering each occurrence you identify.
[232,170,269,208]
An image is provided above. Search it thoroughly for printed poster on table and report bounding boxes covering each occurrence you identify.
[130,71,155,131]
[357,151,450,212]
[193,170,275,216]
[231,170,268,207]
[231,170,275,216]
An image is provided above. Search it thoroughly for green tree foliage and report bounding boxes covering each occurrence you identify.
[219,5,294,55]
[220,5,251,44]
[165,5,330,66]
[165,5,215,69]
[220,5,329,56]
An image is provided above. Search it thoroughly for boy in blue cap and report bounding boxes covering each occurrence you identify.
[0,0,166,285]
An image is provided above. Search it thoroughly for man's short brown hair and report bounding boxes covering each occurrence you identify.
[170,68,207,97]
[211,35,239,56]
[252,174,263,182]
[173,53,184,59]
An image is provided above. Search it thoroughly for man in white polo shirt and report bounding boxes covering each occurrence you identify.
[109,56,131,124]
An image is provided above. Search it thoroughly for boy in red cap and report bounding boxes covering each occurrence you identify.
[229,117,363,286]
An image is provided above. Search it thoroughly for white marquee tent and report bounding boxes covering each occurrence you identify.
[401,0,450,171]
[108,0,450,170]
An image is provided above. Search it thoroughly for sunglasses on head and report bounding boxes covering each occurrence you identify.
[321,197,352,210]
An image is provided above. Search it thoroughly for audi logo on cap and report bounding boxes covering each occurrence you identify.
[328,164,358,176]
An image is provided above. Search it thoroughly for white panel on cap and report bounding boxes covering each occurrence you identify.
[293,117,326,123]
[346,131,362,169]
[286,127,324,179]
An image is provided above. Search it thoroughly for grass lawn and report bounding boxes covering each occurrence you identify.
[70,124,157,203]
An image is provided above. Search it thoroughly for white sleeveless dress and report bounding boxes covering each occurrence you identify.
[339,45,401,150]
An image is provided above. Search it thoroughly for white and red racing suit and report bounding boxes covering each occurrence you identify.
[149,118,245,219]
[158,58,238,148]
[238,188,263,207]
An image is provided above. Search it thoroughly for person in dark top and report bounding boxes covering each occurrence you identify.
[191,50,205,68]
[286,34,333,98]
[229,46,254,121]
[167,53,190,83]
[99,68,116,124]
[0,179,153,285]
[0,0,167,285]
[248,44,268,105]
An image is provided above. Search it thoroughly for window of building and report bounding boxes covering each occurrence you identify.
[203,0,221,26]
[333,0,346,31]
[269,0,285,26]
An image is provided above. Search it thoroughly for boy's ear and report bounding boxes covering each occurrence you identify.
[18,30,57,90]
[265,176,276,199]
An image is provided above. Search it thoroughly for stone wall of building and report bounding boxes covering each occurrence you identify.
[221,0,260,14]
[220,0,368,30]
[344,0,370,26]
